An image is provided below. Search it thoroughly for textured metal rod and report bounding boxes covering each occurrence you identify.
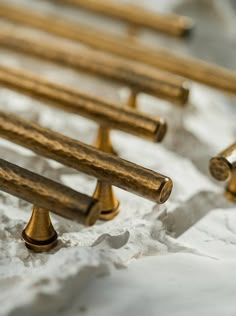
[0,158,100,225]
[0,3,235,95]
[0,65,167,142]
[209,143,236,202]
[50,0,194,37]
[0,111,173,204]
[0,29,189,105]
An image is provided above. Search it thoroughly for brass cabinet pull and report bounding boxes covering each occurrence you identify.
[0,158,101,251]
[0,111,173,204]
[0,29,190,106]
[0,3,235,95]
[0,65,167,143]
[53,0,194,38]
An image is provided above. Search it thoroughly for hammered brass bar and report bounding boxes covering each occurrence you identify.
[0,158,100,225]
[50,0,194,38]
[209,143,236,202]
[0,29,189,105]
[0,65,167,142]
[0,3,235,95]
[0,111,173,204]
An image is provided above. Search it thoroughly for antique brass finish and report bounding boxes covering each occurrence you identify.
[126,24,139,42]
[0,65,170,217]
[93,181,119,220]
[209,143,236,202]
[94,126,115,154]
[0,112,173,204]
[0,4,235,95]
[225,169,236,202]
[93,126,120,220]
[22,206,58,252]
[0,65,167,143]
[0,29,189,105]
[127,90,139,109]
[50,0,194,38]
[0,158,101,226]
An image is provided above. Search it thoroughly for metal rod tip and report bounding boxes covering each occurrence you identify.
[209,157,232,181]
[158,177,173,204]
[155,119,167,142]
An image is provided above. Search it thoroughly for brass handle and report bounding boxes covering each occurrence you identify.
[209,143,236,202]
[0,158,100,225]
[0,3,235,95]
[54,0,194,37]
[0,65,167,142]
[0,29,189,105]
[0,111,173,204]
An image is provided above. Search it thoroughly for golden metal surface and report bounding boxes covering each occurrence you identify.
[127,90,139,109]
[0,111,173,204]
[0,65,170,216]
[93,180,120,221]
[126,24,139,42]
[0,3,235,95]
[94,126,116,154]
[93,126,120,220]
[0,157,100,226]
[51,0,194,38]
[22,206,58,252]
[0,65,167,143]
[225,169,236,203]
[0,29,189,106]
[209,143,236,202]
